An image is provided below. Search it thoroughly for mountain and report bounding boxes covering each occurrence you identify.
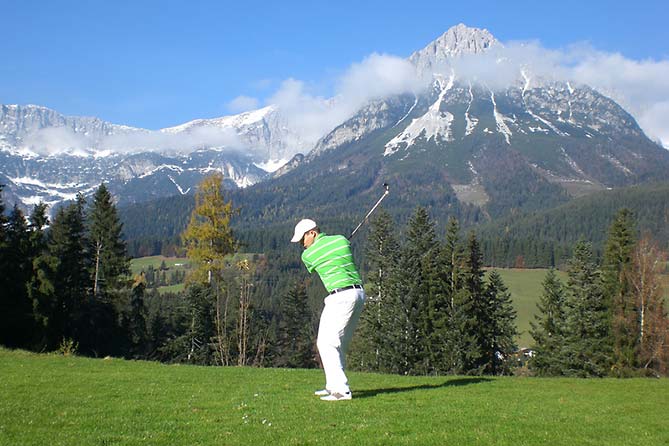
[0,104,306,210]
[296,25,669,218]
[4,24,669,244]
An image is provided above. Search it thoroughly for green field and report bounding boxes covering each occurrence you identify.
[486,268,568,348]
[130,256,191,275]
[1,348,667,446]
[489,268,669,349]
[130,256,190,294]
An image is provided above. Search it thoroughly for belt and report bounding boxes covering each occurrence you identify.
[328,284,363,295]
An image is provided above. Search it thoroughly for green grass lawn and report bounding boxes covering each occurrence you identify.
[486,268,568,349]
[1,349,667,446]
[129,256,190,276]
[129,256,190,295]
[488,268,669,349]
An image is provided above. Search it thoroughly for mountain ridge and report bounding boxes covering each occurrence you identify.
[2,24,668,220]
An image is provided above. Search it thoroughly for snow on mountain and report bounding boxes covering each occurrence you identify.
[0,103,313,211]
[300,24,669,211]
[384,73,455,155]
[3,23,668,216]
[161,105,310,162]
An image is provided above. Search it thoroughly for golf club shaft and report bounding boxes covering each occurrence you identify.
[349,185,390,240]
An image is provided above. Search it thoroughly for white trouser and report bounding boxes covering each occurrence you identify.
[316,287,366,394]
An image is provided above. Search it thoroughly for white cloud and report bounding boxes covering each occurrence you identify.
[338,53,424,103]
[636,101,669,147]
[266,54,424,146]
[565,51,669,147]
[21,125,246,156]
[103,126,245,154]
[266,78,343,144]
[22,126,89,155]
[227,95,260,113]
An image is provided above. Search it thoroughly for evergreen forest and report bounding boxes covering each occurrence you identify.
[1,178,667,377]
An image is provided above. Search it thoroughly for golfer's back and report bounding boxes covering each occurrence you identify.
[301,233,362,293]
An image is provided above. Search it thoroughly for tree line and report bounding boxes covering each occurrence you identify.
[350,208,518,375]
[2,177,667,377]
[477,181,669,268]
[531,209,669,377]
[0,184,144,356]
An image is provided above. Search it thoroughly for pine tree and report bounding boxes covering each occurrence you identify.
[483,271,518,374]
[183,283,217,365]
[460,230,486,374]
[563,240,611,376]
[28,202,49,261]
[0,205,33,347]
[601,208,637,374]
[89,184,130,299]
[433,218,477,374]
[126,275,148,358]
[394,207,439,374]
[30,196,90,350]
[351,208,402,373]
[429,217,466,374]
[530,269,567,376]
[275,280,315,368]
[0,186,11,346]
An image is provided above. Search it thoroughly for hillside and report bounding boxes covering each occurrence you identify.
[119,180,669,264]
[476,181,669,267]
[1,349,667,446]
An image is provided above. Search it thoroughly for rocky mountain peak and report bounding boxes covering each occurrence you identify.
[409,24,499,75]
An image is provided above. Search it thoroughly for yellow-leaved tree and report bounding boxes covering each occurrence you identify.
[181,173,237,364]
[182,173,236,284]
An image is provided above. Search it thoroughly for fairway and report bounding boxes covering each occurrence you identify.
[1,349,667,446]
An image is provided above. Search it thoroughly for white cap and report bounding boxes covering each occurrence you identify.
[291,218,317,243]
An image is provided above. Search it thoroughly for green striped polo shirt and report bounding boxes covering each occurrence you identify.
[301,233,362,293]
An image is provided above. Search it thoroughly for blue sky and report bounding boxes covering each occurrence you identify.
[1,0,668,133]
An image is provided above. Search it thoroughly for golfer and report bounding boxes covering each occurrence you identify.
[291,218,365,401]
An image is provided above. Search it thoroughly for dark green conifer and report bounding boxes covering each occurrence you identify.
[275,280,315,368]
[428,217,465,374]
[461,230,486,373]
[601,208,637,374]
[563,240,611,376]
[530,269,567,376]
[0,205,32,347]
[396,207,439,374]
[30,197,89,350]
[352,209,402,373]
[483,270,518,374]
[89,184,130,298]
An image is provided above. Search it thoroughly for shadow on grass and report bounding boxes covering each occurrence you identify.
[355,377,492,399]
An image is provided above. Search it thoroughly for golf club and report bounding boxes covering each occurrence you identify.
[349,183,390,240]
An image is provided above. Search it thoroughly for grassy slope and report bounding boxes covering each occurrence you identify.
[130,256,190,294]
[1,349,667,446]
[488,269,568,349]
[129,256,190,275]
[491,268,669,348]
